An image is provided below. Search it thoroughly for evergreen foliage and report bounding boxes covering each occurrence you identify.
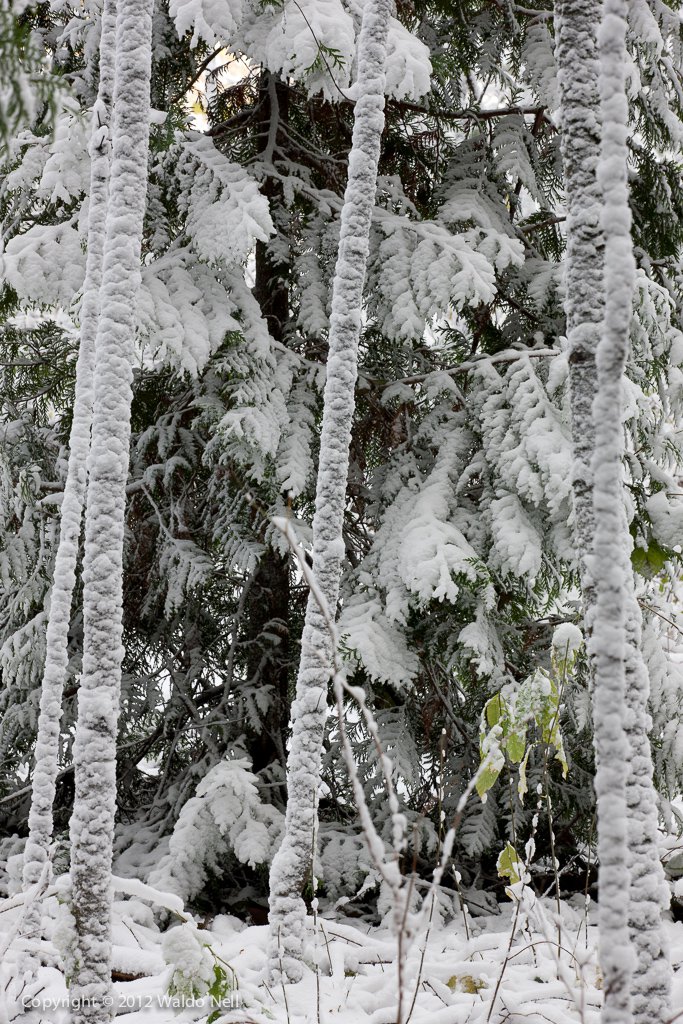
[1,0,683,940]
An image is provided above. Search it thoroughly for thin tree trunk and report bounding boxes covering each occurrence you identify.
[244,550,290,781]
[249,77,292,785]
[623,607,671,1022]
[267,0,392,982]
[21,0,116,947]
[68,0,153,1017]
[591,8,636,1014]
[554,0,602,590]
[556,2,671,1020]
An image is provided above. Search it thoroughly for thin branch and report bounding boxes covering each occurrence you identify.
[169,47,224,106]
[368,347,559,389]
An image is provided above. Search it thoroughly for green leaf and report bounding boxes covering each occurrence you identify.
[631,540,669,579]
[497,842,522,884]
[506,729,526,764]
[537,682,568,777]
[517,746,531,801]
[447,975,486,993]
[475,762,501,799]
[485,693,504,728]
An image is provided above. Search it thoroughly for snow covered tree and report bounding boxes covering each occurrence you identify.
[21,0,116,949]
[0,0,63,148]
[67,0,154,1015]
[1,0,683,978]
[556,1,673,1018]
[590,4,641,1014]
[266,0,394,981]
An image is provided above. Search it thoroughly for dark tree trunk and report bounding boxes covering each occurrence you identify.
[245,550,291,778]
[247,71,292,785]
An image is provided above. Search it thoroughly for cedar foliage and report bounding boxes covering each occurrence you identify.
[1,0,683,920]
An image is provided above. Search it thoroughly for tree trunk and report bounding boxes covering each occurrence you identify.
[68,0,153,1017]
[554,0,602,590]
[267,0,392,982]
[556,1,670,1021]
[244,549,290,781]
[591,5,636,1007]
[21,0,116,947]
[622,593,671,1021]
[248,76,292,784]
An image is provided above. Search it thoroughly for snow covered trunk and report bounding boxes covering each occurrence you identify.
[592,2,643,1020]
[21,0,116,948]
[68,0,153,1017]
[267,0,391,982]
[557,3,670,1020]
[591,3,636,1015]
[554,0,602,598]
[623,608,671,1022]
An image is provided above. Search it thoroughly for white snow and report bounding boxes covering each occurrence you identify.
[3,880,683,1024]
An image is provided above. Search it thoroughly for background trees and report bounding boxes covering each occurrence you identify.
[1,0,683,956]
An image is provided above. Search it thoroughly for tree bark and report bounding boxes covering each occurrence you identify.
[248,75,292,784]
[244,549,291,781]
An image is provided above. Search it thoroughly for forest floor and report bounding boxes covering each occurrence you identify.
[4,880,683,1024]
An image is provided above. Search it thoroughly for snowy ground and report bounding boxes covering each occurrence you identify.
[4,880,683,1024]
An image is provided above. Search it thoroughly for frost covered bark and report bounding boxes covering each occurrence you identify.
[622,604,671,1021]
[267,0,392,982]
[557,2,670,1021]
[554,0,602,594]
[592,4,636,1016]
[21,0,116,948]
[68,0,153,1016]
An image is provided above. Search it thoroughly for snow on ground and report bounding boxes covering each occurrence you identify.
[3,881,683,1024]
